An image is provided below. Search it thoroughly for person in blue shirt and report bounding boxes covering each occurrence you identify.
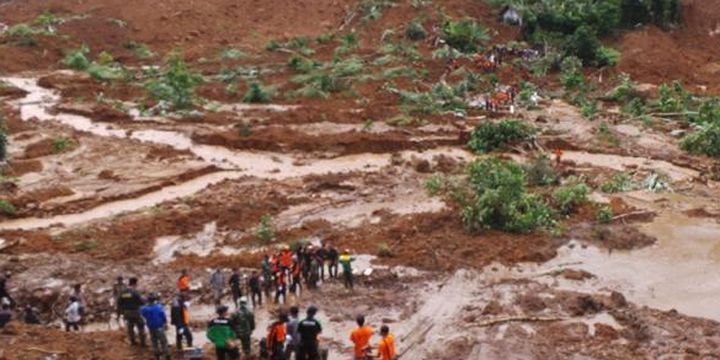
[141,293,171,360]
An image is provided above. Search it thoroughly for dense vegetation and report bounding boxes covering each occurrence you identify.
[468,119,536,153]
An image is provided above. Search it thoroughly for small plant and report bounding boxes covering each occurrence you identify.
[5,24,42,46]
[560,56,585,90]
[600,173,636,193]
[441,19,489,53]
[87,63,125,81]
[0,199,16,216]
[219,48,247,60]
[468,119,536,153]
[62,46,91,70]
[96,51,115,65]
[680,122,720,158]
[74,239,98,252]
[523,154,558,186]
[238,121,252,137]
[334,32,359,56]
[242,82,273,103]
[256,214,275,243]
[553,183,589,215]
[377,242,393,257]
[596,206,614,223]
[52,137,75,153]
[145,53,203,110]
[405,20,427,41]
[362,118,375,131]
[316,32,336,44]
[123,41,155,59]
[288,55,320,73]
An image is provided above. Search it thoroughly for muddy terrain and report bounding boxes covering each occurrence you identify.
[2,0,720,359]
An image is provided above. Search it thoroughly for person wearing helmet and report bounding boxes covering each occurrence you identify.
[141,293,171,360]
[338,249,356,290]
[207,305,239,360]
[230,297,255,357]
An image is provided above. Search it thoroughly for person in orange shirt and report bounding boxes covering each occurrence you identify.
[376,325,397,360]
[267,312,288,360]
[350,315,373,360]
[177,269,190,293]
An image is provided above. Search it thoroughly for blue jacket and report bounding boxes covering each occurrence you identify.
[141,303,167,329]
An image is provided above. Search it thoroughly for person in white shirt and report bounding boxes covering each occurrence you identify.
[65,296,82,332]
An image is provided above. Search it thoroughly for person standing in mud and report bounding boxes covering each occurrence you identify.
[376,325,397,360]
[327,245,339,279]
[70,283,87,322]
[229,268,243,309]
[178,269,191,294]
[141,293,172,360]
[285,306,301,359]
[297,305,323,360]
[207,305,240,360]
[64,296,82,332]
[267,311,288,360]
[230,297,255,357]
[316,244,328,282]
[350,315,373,360]
[170,293,193,351]
[0,302,12,328]
[112,276,126,323]
[274,270,287,305]
[210,268,226,305]
[261,255,273,299]
[339,250,356,290]
[248,271,262,307]
[118,277,147,346]
[23,304,41,325]
[0,275,15,308]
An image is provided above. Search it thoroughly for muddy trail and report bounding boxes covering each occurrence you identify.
[3,0,720,359]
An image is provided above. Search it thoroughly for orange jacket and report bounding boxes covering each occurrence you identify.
[279,250,293,268]
[377,334,397,360]
[267,322,286,350]
[177,275,190,291]
[350,326,373,357]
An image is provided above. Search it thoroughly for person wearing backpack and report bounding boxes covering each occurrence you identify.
[267,312,288,360]
[230,297,255,357]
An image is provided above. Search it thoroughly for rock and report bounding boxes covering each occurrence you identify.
[670,129,687,138]
[594,323,619,340]
[481,300,504,315]
[560,269,595,281]
[609,291,628,308]
[413,158,432,173]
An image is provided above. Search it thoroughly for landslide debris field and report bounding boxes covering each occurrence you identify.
[2,0,720,358]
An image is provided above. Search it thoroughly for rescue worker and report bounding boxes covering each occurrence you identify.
[327,245,339,279]
[178,269,191,294]
[248,271,262,307]
[267,311,288,360]
[316,244,328,281]
[376,325,397,360]
[229,269,243,309]
[285,306,301,359]
[350,315,373,360]
[274,271,287,305]
[118,277,147,346]
[338,250,356,290]
[297,306,322,360]
[261,255,273,298]
[210,268,226,305]
[64,296,81,332]
[112,276,126,322]
[290,260,302,297]
[141,293,171,360]
[170,293,193,351]
[207,305,240,360]
[230,297,255,357]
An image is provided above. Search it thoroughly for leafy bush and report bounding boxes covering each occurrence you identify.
[256,214,275,243]
[597,46,621,67]
[242,82,273,103]
[288,55,320,73]
[405,20,427,41]
[52,137,75,153]
[600,173,636,193]
[87,63,124,81]
[442,19,489,53]
[123,41,155,59]
[553,183,589,214]
[523,154,558,186]
[0,199,16,216]
[559,56,584,90]
[5,24,43,46]
[680,122,720,158]
[462,158,554,233]
[145,53,203,110]
[468,119,536,153]
[596,205,613,223]
[62,46,91,70]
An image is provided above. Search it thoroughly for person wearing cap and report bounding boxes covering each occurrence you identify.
[141,293,171,360]
[338,249,356,290]
[207,305,240,360]
[171,293,193,351]
[230,296,255,357]
[297,306,322,360]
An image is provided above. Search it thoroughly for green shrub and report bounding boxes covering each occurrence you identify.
[123,41,155,59]
[405,20,427,41]
[145,53,203,110]
[256,214,275,243]
[468,119,536,153]
[242,82,273,103]
[87,63,124,81]
[5,24,42,46]
[523,154,558,186]
[288,55,320,73]
[680,122,720,158]
[553,183,589,215]
[600,173,636,193]
[596,205,613,223]
[462,158,554,233]
[316,32,336,44]
[442,19,489,53]
[96,51,115,65]
[559,56,584,90]
[0,199,16,216]
[52,137,75,153]
[597,46,621,67]
[62,46,91,70]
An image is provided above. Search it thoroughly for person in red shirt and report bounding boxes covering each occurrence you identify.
[350,315,373,360]
[376,325,397,360]
[267,312,288,360]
